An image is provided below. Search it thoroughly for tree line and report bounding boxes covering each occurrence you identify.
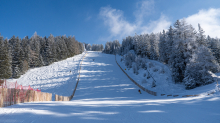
[0,32,84,79]
[85,43,104,51]
[103,19,220,89]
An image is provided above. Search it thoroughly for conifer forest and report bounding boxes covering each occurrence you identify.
[0,32,84,79]
[103,19,220,89]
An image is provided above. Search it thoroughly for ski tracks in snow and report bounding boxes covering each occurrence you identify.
[1,51,220,123]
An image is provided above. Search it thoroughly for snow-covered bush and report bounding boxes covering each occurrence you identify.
[124,50,136,68]
[135,56,143,70]
[132,62,139,75]
[143,73,146,77]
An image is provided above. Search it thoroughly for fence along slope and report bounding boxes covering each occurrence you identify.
[55,52,87,101]
[115,55,157,96]
[116,55,218,97]
[0,83,52,108]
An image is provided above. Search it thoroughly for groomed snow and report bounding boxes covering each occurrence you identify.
[8,52,86,100]
[1,51,220,123]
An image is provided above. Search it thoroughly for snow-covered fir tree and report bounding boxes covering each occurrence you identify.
[149,33,159,60]
[184,46,219,89]
[0,36,12,79]
[159,30,168,63]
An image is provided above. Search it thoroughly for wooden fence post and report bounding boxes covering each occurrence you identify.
[14,89,17,104]
[6,88,9,107]
[48,93,52,101]
[35,91,38,102]
[17,89,20,104]
[0,88,3,107]
[9,89,12,106]
[55,94,58,101]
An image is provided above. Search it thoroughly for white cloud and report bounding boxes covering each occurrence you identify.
[141,14,171,34]
[134,0,155,25]
[185,8,220,38]
[99,0,171,42]
[99,6,137,40]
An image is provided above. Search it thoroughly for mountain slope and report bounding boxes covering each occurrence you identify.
[1,51,220,123]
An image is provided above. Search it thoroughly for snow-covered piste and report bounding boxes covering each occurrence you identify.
[7,52,87,100]
[1,51,220,123]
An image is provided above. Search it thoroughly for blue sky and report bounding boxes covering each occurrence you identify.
[0,0,220,45]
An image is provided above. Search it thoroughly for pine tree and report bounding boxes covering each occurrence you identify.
[196,23,207,46]
[149,33,159,60]
[184,46,219,89]
[21,36,30,69]
[11,36,22,78]
[170,19,197,83]
[0,36,12,79]
[209,38,220,63]
[142,34,151,58]
[159,30,168,63]
[4,39,12,78]
[166,26,174,64]
[48,34,57,62]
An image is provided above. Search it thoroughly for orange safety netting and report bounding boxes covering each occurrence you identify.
[0,80,51,107]
[0,80,41,92]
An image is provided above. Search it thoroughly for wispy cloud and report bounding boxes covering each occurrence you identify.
[134,0,155,25]
[141,14,171,34]
[185,8,220,38]
[85,16,92,21]
[99,6,137,41]
[99,0,171,42]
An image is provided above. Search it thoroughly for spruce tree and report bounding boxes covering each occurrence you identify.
[184,46,219,89]
[11,36,22,78]
[149,33,159,60]
[170,19,197,83]
[0,36,12,79]
[166,26,174,65]
[196,23,207,46]
[159,30,168,63]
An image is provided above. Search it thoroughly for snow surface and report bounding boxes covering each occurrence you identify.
[116,54,220,96]
[8,52,86,100]
[1,51,220,123]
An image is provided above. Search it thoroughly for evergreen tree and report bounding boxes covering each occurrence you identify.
[11,36,22,78]
[21,36,30,69]
[166,26,174,65]
[196,23,207,46]
[149,33,159,60]
[142,34,151,58]
[159,30,168,63]
[0,36,12,79]
[184,46,219,89]
[170,19,197,83]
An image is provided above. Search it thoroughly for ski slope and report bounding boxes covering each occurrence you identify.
[1,51,220,123]
[8,52,87,100]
